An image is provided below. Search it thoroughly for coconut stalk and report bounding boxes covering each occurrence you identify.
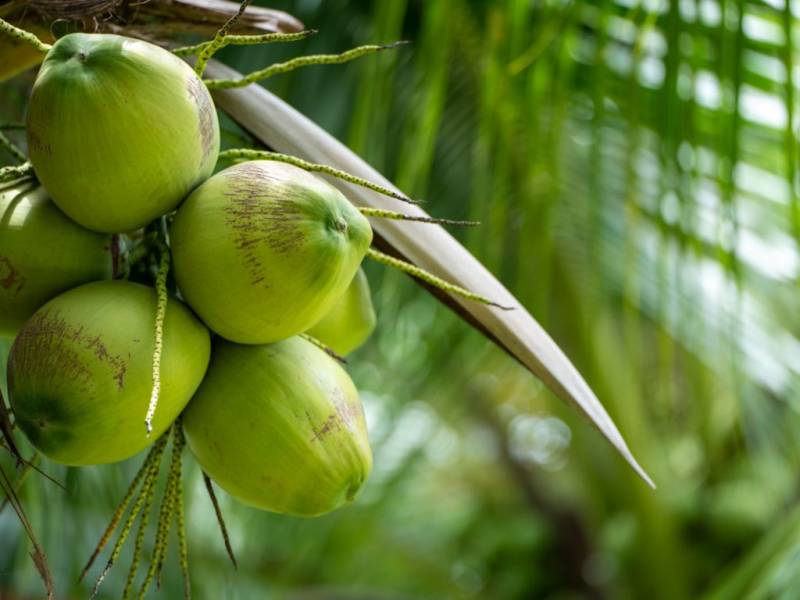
[204,60,654,487]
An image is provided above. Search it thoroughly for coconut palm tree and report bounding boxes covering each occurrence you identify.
[1,0,799,598]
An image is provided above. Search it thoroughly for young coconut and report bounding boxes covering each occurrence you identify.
[0,179,114,336]
[307,267,376,355]
[26,33,220,233]
[183,336,372,517]
[170,160,372,344]
[7,280,210,465]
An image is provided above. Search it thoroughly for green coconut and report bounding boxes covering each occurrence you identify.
[307,267,376,355]
[7,280,210,465]
[0,179,114,337]
[170,160,373,344]
[183,336,372,517]
[26,33,220,233]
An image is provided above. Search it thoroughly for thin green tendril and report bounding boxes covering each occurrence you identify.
[359,207,479,227]
[204,42,408,90]
[218,149,418,205]
[145,242,170,435]
[366,248,513,310]
[0,131,26,163]
[0,18,51,53]
[173,30,315,57]
[193,0,252,77]
[89,435,168,599]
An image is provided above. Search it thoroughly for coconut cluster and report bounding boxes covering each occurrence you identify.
[2,32,377,517]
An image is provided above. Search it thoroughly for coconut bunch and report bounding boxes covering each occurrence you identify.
[0,8,507,597]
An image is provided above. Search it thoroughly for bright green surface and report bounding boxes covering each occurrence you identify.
[27,33,220,233]
[171,160,373,343]
[8,280,210,465]
[184,336,372,516]
[308,267,376,355]
[0,179,112,336]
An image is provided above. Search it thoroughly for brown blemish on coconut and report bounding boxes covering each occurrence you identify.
[308,377,365,442]
[310,412,343,442]
[0,256,25,295]
[187,75,217,163]
[334,397,364,430]
[310,401,363,442]
[27,128,52,159]
[223,162,309,288]
[10,308,129,393]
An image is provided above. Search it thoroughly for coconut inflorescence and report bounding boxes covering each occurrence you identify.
[0,12,512,596]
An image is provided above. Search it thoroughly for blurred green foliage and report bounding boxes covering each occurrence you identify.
[2,0,800,598]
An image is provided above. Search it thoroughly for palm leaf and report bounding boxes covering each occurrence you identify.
[703,504,800,599]
[129,0,303,37]
[206,59,654,488]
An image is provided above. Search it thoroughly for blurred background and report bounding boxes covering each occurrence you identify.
[3,0,800,598]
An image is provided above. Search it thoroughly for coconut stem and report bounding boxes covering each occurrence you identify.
[0,390,21,466]
[0,162,34,184]
[365,248,514,310]
[0,453,37,514]
[154,425,184,590]
[121,460,160,600]
[359,207,479,227]
[174,30,315,58]
[0,18,51,53]
[204,41,408,90]
[0,448,62,497]
[138,427,182,598]
[90,435,168,599]
[193,0,252,77]
[172,426,191,600]
[218,148,418,205]
[300,333,347,364]
[0,131,26,163]
[80,446,158,582]
[203,473,238,569]
[144,242,170,435]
